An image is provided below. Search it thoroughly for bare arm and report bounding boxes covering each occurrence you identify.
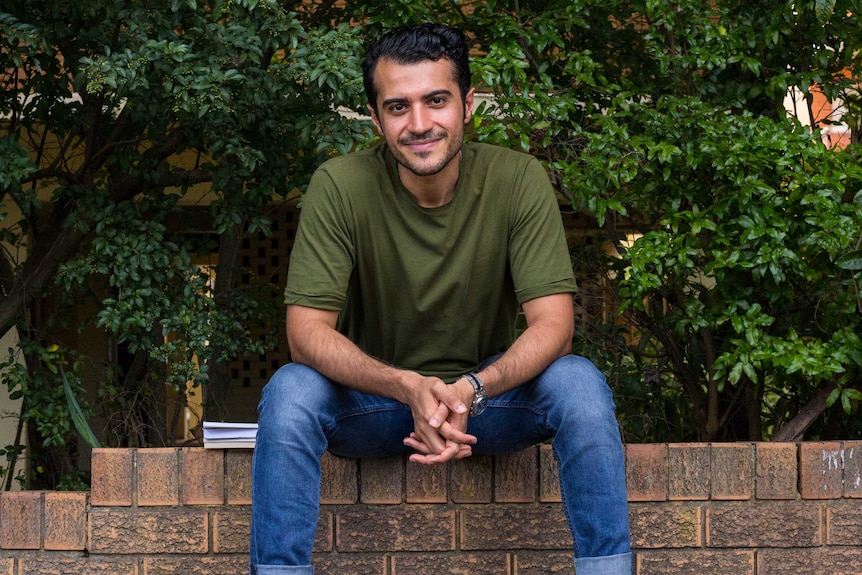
[286,304,475,457]
[475,292,575,397]
[407,292,574,464]
[286,304,414,401]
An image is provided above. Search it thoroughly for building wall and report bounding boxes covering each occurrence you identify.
[224,202,298,422]
[0,442,860,574]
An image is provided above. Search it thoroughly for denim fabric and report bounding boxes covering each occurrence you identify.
[250,355,632,575]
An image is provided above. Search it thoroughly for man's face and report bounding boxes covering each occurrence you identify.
[369,57,474,179]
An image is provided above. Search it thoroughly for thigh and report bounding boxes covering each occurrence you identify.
[325,390,416,459]
[465,355,613,455]
[259,363,416,459]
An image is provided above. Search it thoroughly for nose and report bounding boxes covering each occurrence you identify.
[408,106,432,134]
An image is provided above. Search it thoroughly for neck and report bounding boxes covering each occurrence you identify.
[399,150,462,208]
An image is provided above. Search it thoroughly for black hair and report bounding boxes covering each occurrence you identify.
[362,23,471,115]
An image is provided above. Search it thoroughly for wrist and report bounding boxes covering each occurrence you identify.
[454,377,474,407]
[395,370,426,404]
[462,372,488,417]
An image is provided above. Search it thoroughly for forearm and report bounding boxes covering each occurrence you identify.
[476,293,574,397]
[287,304,474,460]
[287,305,417,404]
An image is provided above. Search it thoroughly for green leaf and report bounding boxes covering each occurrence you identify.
[61,365,102,449]
[836,250,862,271]
[814,0,836,24]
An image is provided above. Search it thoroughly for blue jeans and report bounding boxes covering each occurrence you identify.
[250,355,632,575]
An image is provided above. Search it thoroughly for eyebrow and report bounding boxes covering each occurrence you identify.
[381,89,454,108]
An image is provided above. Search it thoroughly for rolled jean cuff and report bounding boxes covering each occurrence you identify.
[251,565,314,574]
[574,552,633,575]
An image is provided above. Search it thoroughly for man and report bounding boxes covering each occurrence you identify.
[250,23,632,575]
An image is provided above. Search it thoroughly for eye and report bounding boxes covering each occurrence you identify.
[388,103,407,114]
[429,96,447,106]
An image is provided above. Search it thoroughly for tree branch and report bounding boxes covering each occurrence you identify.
[772,379,837,442]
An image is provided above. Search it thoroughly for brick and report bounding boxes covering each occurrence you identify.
[320,452,357,504]
[136,448,179,506]
[755,442,798,500]
[539,444,561,502]
[826,501,862,545]
[18,557,137,574]
[44,492,87,550]
[213,509,250,553]
[636,550,755,575]
[450,454,492,503]
[182,447,225,505]
[710,443,753,500]
[315,510,334,552]
[758,548,862,575]
[0,491,41,549]
[513,551,570,575]
[706,501,821,547]
[461,505,570,550]
[625,444,667,501]
[494,447,537,502]
[313,554,386,575]
[143,556,248,575]
[799,441,843,499]
[360,455,403,503]
[668,443,710,500]
[89,508,208,554]
[406,459,446,503]
[225,449,252,504]
[629,503,702,548]
[843,440,862,497]
[337,508,455,552]
[393,553,510,575]
[90,448,133,506]
[0,559,10,575]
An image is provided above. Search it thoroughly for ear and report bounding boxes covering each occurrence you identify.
[368,104,382,131]
[463,87,475,124]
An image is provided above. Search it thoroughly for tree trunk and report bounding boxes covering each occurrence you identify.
[772,380,837,442]
[204,220,244,421]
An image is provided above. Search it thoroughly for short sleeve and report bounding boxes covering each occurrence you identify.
[507,158,578,303]
[283,167,356,310]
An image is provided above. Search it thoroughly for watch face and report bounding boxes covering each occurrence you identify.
[472,396,487,416]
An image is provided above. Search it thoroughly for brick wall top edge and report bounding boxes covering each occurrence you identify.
[80,442,862,505]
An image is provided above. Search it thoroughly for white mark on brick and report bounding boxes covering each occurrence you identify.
[849,447,861,490]
[822,449,841,472]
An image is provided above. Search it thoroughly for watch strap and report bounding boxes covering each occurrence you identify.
[463,372,486,416]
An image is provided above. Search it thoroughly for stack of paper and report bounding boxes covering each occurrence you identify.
[202,421,258,449]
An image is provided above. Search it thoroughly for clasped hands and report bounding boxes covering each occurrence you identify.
[402,376,477,465]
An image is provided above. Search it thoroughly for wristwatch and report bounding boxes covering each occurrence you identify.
[463,372,487,417]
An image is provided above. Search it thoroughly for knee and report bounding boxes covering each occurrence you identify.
[257,363,329,429]
[543,355,617,418]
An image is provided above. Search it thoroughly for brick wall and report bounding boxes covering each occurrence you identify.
[0,442,860,575]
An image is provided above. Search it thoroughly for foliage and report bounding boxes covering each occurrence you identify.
[2,0,861,492]
[328,0,862,441]
[1,0,374,486]
[466,0,862,441]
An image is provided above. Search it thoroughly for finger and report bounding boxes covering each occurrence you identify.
[431,439,463,464]
[409,426,447,455]
[454,444,473,459]
[409,440,466,465]
[403,433,432,454]
[442,393,468,417]
[438,420,477,445]
[427,402,450,428]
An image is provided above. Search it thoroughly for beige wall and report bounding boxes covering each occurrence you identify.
[0,326,26,490]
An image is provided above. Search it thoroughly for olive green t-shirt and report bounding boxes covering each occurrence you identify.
[284,140,577,381]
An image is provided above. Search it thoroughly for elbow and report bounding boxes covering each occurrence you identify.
[286,324,317,367]
[558,316,574,359]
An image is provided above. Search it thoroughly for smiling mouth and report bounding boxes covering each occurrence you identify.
[401,131,447,149]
